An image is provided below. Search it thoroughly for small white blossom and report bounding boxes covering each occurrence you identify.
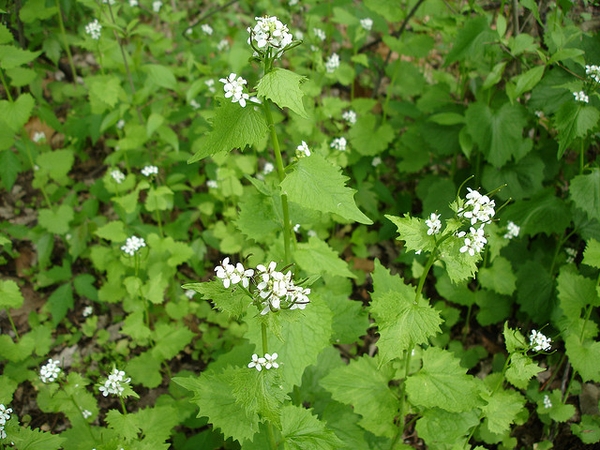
[458,226,487,256]
[200,24,213,35]
[248,16,293,54]
[0,404,12,439]
[152,0,162,12]
[110,169,126,184]
[85,19,102,40]
[504,221,520,239]
[586,64,600,83]
[54,71,65,81]
[530,330,552,352]
[190,99,200,110]
[256,261,310,314]
[330,137,347,151]
[313,28,326,41]
[184,289,195,299]
[372,156,382,167]
[289,0,298,5]
[293,223,301,233]
[32,131,46,143]
[205,78,216,93]
[40,359,61,383]
[535,110,543,118]
[129,0,138,6]
[219,73,250,107]
[217,39,230,52]
[248,353,267,371]
[263,162,275,175]
[565,247,577,264]
[360,18,373,31]
[83,306,93,317]
[325,52,340,73]
[99,368,132,397]
[425,213,442,236]
[307,230,317,237]
[294,30,304,40]
[215,257,254,289]
[543,394,552,409]
[459,188,496,226]
[102,0,116,4]
[116,119,125,129]
[81,409,92,419]
[207,179,218,189]
[263,353,279,369]
[296,141,311,158]
[342,110,357,125]
[573,91,589,103]
[121,235,146,256]
[141,165,158,177]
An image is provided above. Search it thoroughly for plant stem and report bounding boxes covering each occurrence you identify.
[390,343,414,450]
[7,312,20,341]
[261,322,269,354]
[55,0,77,83]
[263,100,292,264]
[580,138,585,175]
[120,397,127,416]
[155,209,164,237]
[0,69,13,102]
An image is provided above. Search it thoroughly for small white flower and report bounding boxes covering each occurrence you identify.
[530,330,552,352]
[129,0,138,6]
[296,141,311,158]
[586,64,600,83]
[565,247,577,264]
[184,289,195,299]
[342,110,357,125]
[32,131,46,143]
[200,24,213,35]
[307,230,317,237]
[110,169,126,184]
[543,394,552,409]
[204,78,216,93]
[82,409,92,419]
[83,306,93,317]
[215,257,254,289]
[573,90,589,103]
[102,0,116,4]
[263,353,279,369]
[219,73,250,107]
[289,0,298,5]
[248,16,293,55]
[207,179,218,189]
[141,165,158,177]
[85,19,102,40]
[152,0,162,12]
[425,213,442,236]
[40,359,61,383]
[54,71,65,81]
[330,137,347,151]
[116,119,125,130]
[121,235,146,256]
[263,162,275,175]
[248,353,266,371]
[503,221,520,239]
[372,156,382,167]
[459,188,495,226]
[190,99,200,110]
[293,223,301,233]
[0,403,12,439]
[217,39,230,52]
[313,28,326,41]
[458,226,487,256]
[360,18,373,31]
[535,110,543,118]
[99,368,132,397]
[325,52,340,73]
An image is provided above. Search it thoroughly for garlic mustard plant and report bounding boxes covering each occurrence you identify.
[40,359,61,383]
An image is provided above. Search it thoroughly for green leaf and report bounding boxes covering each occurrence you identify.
[555,102,600,158]
[189,100,268,163]
[256,68,308,118]
[280,404,344,449]
[38,204,74,235]
[320,355,399,438]
[19,0,57,22]
[557,268,599,324]
[570,169,600,222]
[0,45,41,69]
[480,388,526,435]
[348,115,395,156]
[583,239,600,269]
[106,409,141,441]
[126,350,163,388]
[0,149,21,189]
[0,333,34,361]
[385,214,435,254]
[445,16,494,65]
[428,112,465,125]
[0,93,35,133]
[151,322,194,360]
[510,65,545,100]
[295,236,355,279]
[565,334,600,382]
[46,283,73,326]
[95,221,128,242]
[482,153,544,201]
[281,154,372,224]
[466,101,527,168]
[478,256,516,295]
[0,279,24,310]
[86,75,123,115]
[0,23,13,44]
[6,66,37,87]
[515,262,555,324]
[143,64,177,90]
[184,279,251,319]
[503,188,570,236]
[36,149,74,185]
[370,260,442,364]
[8,423,65,450]
[146,112,164,137]
[236,190,281,241]
[415,408,480,448]
[505,353,544,389]
[145,186,174,211]
[406,347,482,413]
[571,415,600,444]
[538,390,575,422]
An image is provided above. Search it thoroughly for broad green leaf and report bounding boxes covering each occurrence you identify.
[503,189,570,236]
[521,0,542,25]
[349,115,394,156]
[46,283,73,326]
[19,0,57,22]
[95,221,128,242]
[6,66,37,87]
[0,279,24,310]
[141,273,169,304]
[538,390,575,423]
[143,64,177,90]
[256,68,309,118]
[173,368,260,444]
[510,65,545,100]
[555,102,600,158]
[146,112,164,137]
[548,47,585,64]
[570,169,600,222]
[320,355,399,438]
[565,334,600,382]
[428,112,465,125]
[281,154,372,224]
[7,423,65,450]
[236,190,281,242]
[126,350,162,388]
[0,333,35,361]
[480,388,526,435]
[36,149,74,185]
[583,238,600,269]
[385,214,435,254]
[482,153,544,201]
[0,149,20,188]
[571,415,600,444]
[0,45,41,69]
[231,368,287,427]
[151,322,194,360]
[466,101,527,168]
[478,256,516,295]
[280,404,344,449]
[145,186,174,211]
[106,410,140,441]
[557,268,599,323]
[445,16,495,65]
[370,260,442,363]
[483,61,507,90]
[438,234,481,284]
[415,408,480,449]
[0,23,12,44]
[86,75,123,115]
[189,100,268,163]
[295,236,355,279]
[475,289,512,326]
[184,279,251,319]
[406,347,482,413]
[166,240,194,267]
[505,353,544,389]
[435,271,477,307]
[0,93,35,132]
[324,279,369,345]
[38,204,74,235]
[503,322,528,354]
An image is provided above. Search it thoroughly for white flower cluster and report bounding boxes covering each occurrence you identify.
[342,110,357,125]
[110,169,125,184]
[296,141,311,158]
[0,404,12,439]
[586,64,600,83]
[205,78,216,93]
[141,165,158,177]
[201,24,213,36]
[330,137,347,151]
[263,162,275,175]
[121,235,146,256]
[425,213,442,236]
[40,359,61,383]
[457,226,487,256]
[256,261,310,315]
[504,221,520,239]
[529,330,552,352]
[32,131,46,143]
[360,18,373,31]
[248,16,293,53]
[152,0,162,12]
[543,394,552,409]
[248,352,279,371]
[207,179,218,189]
[565,247,577,264]
[85,19,102,40]
[99,368,132,397]
[217,39,229,52]
[573,90,589,103]
[215,257,254,289]
[325,52,340,73]
[219,73,250,107]
[459,188,496,226]
[313,28,326,41]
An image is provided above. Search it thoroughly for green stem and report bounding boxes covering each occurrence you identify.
[120,397,127,416]
[261,322,269,354]
[155,210,164,237]
[390,344,414,449]
[7,312,20,341]
[55,0,77,83]
[415,250,437,302]
[580,138,585,175]
[263,100,292,264]
[267,421,278,450]
[0,69,13,102]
